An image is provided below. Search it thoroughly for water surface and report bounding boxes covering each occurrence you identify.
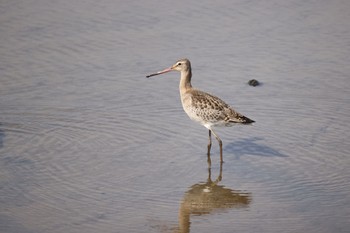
[1,0,350,232]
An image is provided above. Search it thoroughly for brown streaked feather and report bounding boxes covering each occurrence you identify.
[184,89,254,126]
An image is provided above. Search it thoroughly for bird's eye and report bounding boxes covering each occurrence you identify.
[178,63,182,66]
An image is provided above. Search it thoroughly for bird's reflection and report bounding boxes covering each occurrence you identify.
[174,161,251,233]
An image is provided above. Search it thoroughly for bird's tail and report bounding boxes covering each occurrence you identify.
[229,115,255,124]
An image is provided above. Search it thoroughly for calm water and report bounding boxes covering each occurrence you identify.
[1,0,350,232]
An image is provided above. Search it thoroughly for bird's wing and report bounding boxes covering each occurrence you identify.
[187,90,231,122]
[189,90,254,124]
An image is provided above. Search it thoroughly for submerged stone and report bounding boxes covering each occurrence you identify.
[248,79,260,86]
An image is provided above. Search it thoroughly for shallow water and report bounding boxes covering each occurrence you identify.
[1,0,350,232]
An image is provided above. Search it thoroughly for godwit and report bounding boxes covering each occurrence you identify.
[146,58,254,162]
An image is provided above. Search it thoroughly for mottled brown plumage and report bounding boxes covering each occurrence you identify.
[181,89,254,127]
[146,58,254,162]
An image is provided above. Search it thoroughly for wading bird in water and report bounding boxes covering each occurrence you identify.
[146,59,254,163]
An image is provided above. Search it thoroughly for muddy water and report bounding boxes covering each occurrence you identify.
[1,0,350,232]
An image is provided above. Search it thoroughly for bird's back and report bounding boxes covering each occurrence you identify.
[181,89,254,127]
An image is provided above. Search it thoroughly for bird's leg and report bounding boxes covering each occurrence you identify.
[214,161,223,184]
[210,129,223,163]
[207,130,212,155]
[207,130,212,166]
[207,153,212,169]
[218,159,223,182]
[207,159,212,181]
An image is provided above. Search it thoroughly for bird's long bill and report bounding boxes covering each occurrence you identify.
[146,67,172,78]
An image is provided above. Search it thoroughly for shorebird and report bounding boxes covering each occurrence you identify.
[146,58,254,162]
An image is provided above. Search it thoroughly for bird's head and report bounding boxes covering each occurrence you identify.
[170,58,191,72]
[146,58,191,78]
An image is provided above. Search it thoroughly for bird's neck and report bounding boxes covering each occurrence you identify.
[179,69,192,94]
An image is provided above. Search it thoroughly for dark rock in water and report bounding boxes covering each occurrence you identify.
[248,79,260,86]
